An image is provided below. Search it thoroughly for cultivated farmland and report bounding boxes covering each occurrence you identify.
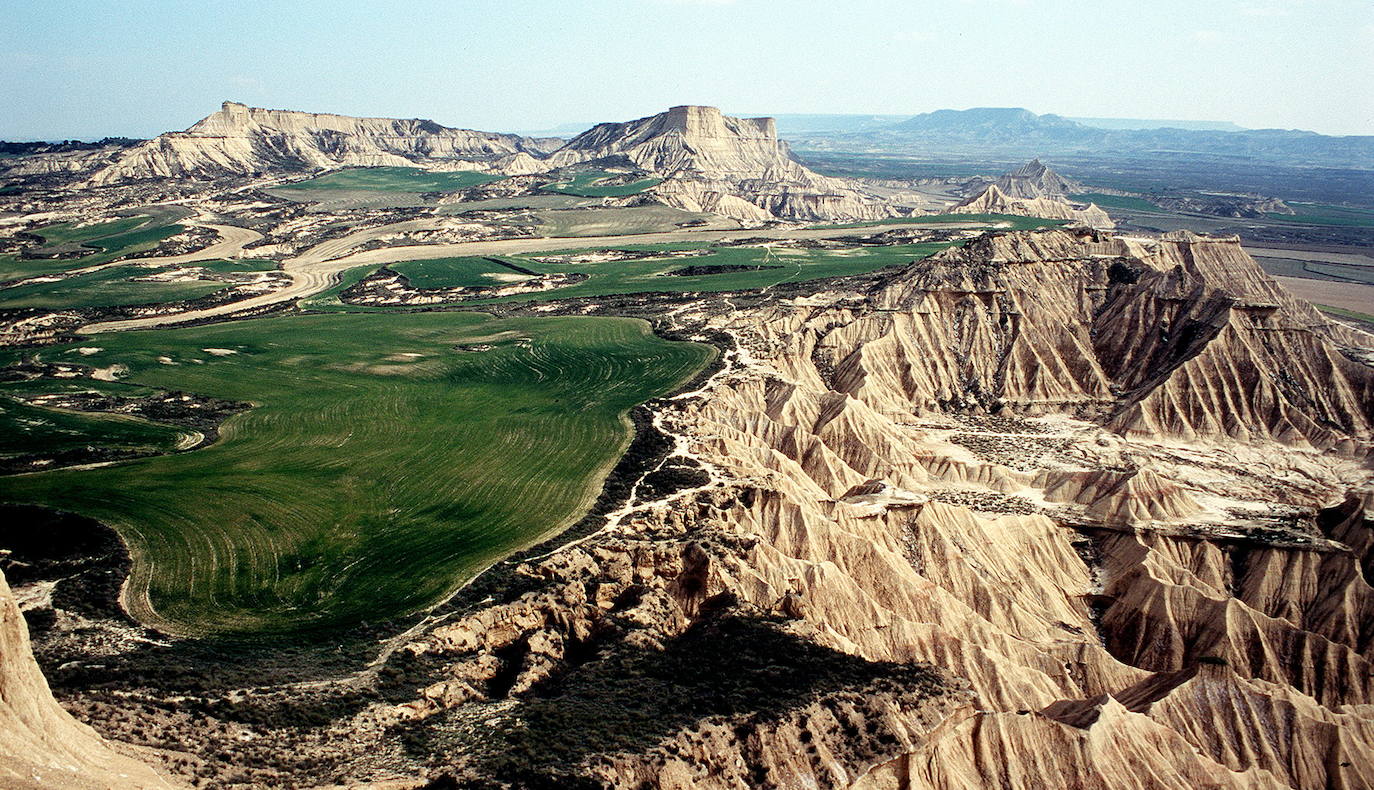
[0,311,712,636]
[540,170,663,197]
[0,210,188,281]
[0,259,274,310]
[281,166,503,192]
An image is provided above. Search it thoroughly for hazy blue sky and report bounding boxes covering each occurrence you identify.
[3,0,1372,140]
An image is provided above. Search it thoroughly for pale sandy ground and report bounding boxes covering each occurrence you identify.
[1276,276,1374,316]
[81,221,982,333]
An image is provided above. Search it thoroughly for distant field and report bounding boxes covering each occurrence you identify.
[0,259,273,310]
[794,151,1004,181]
[0,312,712,636]
[283,166,503,192]
[814,213,1064,231]
[440,194,596,214]
[393,242,949,305]
[267,188,435,212]
[391,256,532,289]
[1255,257,1351,283]
[1267,202,1374,228]
[1255,255,1374,286]
[516,205,737,237]
[1070,193,1160,212]
[0,211,187,282]
[1315,304,1374,326]
[541,170,663,197]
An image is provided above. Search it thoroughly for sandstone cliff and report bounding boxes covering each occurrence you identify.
[85,101,559,185]
[952,183,1114,228]
[0,569,178,789]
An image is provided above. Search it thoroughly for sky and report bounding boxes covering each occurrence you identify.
[3,0,1372,141]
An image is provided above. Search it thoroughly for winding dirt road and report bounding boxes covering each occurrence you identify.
[80,220,982,334]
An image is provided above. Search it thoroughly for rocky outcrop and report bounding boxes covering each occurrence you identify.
[991,158,1083,198]
[85,101,559,185]
[545,105,898,223]
[952,184,1114,228]
[0,569,179,789]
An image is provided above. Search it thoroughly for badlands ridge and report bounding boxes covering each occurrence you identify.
[0,100,1370,788]
[4,102,1109,224]
[3,226,1372,788]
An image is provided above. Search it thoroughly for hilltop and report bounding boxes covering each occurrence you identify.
[789,106,1374,168]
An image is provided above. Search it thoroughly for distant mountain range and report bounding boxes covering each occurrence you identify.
[1067,116,1246,132]
[782,107,1374,169]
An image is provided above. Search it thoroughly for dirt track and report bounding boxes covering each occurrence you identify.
[81,221,980,333]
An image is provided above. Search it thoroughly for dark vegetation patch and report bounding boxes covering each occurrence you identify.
[0,138,141,156]
[411,614,947,788]
[0,505,132,626]
[636,457,709,500]
[663,263,784,277]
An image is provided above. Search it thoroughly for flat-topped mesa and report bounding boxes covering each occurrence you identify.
[85,101,557,185]
[187,100,440,138]
[660,105,777,140]
[551,105,894,222]
[553,105,796,177]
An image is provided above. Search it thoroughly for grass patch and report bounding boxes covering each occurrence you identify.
[283,167,502,193]
[451,242,947,305]
[390,257,532,289]
[0,264,243,310]
[1070,193,1161,212]
[0,312,712,636]
[540,170,662,197]
[1316,304,1374,324]
[1266,202,1374,228]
